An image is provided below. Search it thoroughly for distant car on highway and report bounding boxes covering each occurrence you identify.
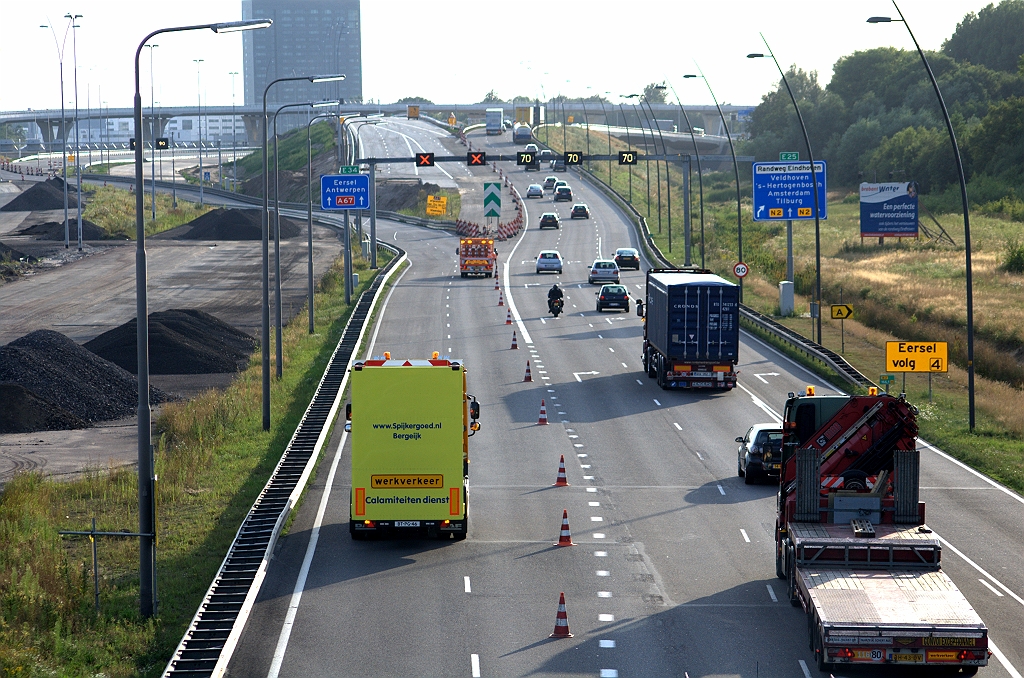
[524,143,539,154]
[552,157,567,172]
[538,149,556,163]
[535,250,564,274]
[539,213,561,230]
[613,247,641,270]
[596,284,630,312]
[554,185,573,201]
[737,424,783,483]
[553,180,568,191]
[543,176,558,190]
[588,259,620,284]
[570,203,591,219]
[526,184,544,198]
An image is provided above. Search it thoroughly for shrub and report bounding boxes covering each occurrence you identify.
[1001,238,1024,273]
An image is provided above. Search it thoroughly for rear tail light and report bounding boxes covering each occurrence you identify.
[600,296,605,300]
[837,648,854,659]
[363,520,375,528]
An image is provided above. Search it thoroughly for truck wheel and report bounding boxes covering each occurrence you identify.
[461,272,467,278]
[646,350,657,379]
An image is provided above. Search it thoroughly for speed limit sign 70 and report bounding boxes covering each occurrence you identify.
[733,262,749,278]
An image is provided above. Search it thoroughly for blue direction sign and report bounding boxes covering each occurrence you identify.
[752,161,827,221]
[321,174,370,210]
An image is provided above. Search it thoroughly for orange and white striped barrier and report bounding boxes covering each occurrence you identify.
[510,330,519,349]
[524,361,533,382]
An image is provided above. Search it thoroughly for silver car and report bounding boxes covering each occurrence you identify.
[536,250,564,274]
[526,184,544,199]
[588,259,620,284]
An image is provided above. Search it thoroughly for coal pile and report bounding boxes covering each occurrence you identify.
[376,181,441,212]
[1,242,34,262]
[84,309,257,375]
[175,208,302,241]
[18,218,109,240]
[0,177,79,212]
[0,330,170,432]
[0,383,88,433]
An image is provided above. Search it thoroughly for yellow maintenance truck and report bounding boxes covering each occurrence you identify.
[348,355,479,540]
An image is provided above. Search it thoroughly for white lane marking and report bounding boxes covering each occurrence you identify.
[598,591,612,598]
[599,639,616,648]
[393,230,398,240]
[598,334,603,339]
[608,347,615,353]
[589,501,601,507]
[600,670,618,678]
[937,534,1024,607]
[979,579,1004,596]
[673,422,682,431]
[696,451,704,460]
[606,317,613,324]
[594,533,606,538]
[597,570,610,576]
[717,484,726,495]
[798,659,812,678]
[471,653,481,678]
[635,284,642,289]
[990,638,1024,678]
[740,529,750,543]
[918,438,1024,506]
[501,193,533,344]
[621,362,628,368]
[266,431,348,678]
[540,317,546,324]
[591,516,603,522]
[636,379,643,385]
[365,263,411,359]
[589,323,594,327]
[587,487,597,493]
[598,614,615,622]
[735,381,783,423]
[584,475,594,479]
[595,551,608,557]
[766,584,778,603]
[464,576,472,593]
[653,399,661,406]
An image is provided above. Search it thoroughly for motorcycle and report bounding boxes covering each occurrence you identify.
[548,298,563,317]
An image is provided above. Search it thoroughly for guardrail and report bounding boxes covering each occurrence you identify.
[162,240,406,677]
[535,148,875,391]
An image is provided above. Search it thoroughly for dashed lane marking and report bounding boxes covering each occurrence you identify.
[741,529,750,543]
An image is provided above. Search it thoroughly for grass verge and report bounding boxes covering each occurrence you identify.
[0,243,389,677]
[84,185,213,239]
[397,187,462,221]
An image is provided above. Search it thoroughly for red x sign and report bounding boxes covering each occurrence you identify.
[467,151,487,166]
[416,152,435,166]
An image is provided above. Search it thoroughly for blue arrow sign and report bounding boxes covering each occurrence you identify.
[752,161,827,221]
[321,174,371,210]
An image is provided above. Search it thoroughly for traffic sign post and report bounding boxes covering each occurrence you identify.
[831,300,854,354]
[484,182,501,218]
[321,174,371,210]
[752,161,827,221]
[879,374,895,393]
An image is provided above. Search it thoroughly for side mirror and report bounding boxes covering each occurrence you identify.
[636,301,644,317]
[735,436,744,443]
[470,421,480,432]
[346,403,352,420]
[469,400,480,420]
[595,292,599,296]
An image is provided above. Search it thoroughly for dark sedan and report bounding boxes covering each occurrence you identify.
[737,424,784,483]
[613,247,641,270]
[596,284,630,312]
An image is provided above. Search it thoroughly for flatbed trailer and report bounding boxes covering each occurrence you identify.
[789,522,988,673]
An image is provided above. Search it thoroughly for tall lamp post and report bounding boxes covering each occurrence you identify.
[132,17,272,618]
[193,59,204,205]
[868,5,976,430]
[684,67,744,301]
[617,102,634,203]
[67,13,83,252]
[39,18,74,249]
[643,89,672,252]
[667,81,706,267]
[145,44,158,220]
[627,94,665,238]
[261,73,344,431]
[747,37,821,337]
[229,71,239,191]
[306,109,340,334]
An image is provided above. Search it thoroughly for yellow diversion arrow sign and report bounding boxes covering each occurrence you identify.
[831,304,854,320]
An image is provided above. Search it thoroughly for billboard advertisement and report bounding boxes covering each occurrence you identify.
[860,182,919,238]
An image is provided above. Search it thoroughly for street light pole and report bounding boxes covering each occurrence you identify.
[685,67,744,301]
[146,44,158,220]
[132,17,272,618]
[40,19,73,249]
[643,91,672,252]
[261,73,344,430]
[229,71,238,191]
[747,38,821,336]
[667,81,706,267]
[868,3,977,430]
[307,111,336,335]
[629,95,663,235]
[66,13,83,252]
[194,59,204,205]
[617,103,633,203]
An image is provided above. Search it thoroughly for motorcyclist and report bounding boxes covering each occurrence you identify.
[547,283,564,314]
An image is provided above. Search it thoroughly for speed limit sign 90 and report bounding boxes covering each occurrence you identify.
[733,262,749,278]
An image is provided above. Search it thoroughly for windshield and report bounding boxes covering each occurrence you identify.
[603,286,626,294]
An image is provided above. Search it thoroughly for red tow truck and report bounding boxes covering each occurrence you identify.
[775,388,989,674]
[458,238,497,278]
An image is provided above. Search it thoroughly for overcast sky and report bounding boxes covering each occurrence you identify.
[0,0,994,113]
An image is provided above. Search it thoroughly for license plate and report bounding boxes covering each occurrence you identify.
[691,381,713,387]
[769,464,781,470]
[395,521,420,528]
[888,651,924,663]
[690,371,714,378]
[607,302,621,306]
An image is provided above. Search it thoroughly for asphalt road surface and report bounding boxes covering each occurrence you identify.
[217,120,1022,677]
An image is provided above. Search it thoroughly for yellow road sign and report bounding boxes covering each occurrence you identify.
[567,115,574,124]
[407,105,420,119]
[448,115,457,126]
[885,341,947,373]
[769,208,783,218]
[797,207,812,217]
[831,304,854,320]
[426,194,447,216]
[67,155,75,163]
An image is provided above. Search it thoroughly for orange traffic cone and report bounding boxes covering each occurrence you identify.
[554,509,574,546]
[511,330,519,349]
[549,592,574,638]
[494,277,500,291]
[553,454,569,486]
[498,291,504,306]
[524,361,533,382]
[538,399,548,425]
[505,309,512,325]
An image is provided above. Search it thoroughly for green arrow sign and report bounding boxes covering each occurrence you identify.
[340,165,359,174]
[484,182,501,218]
[779,152,799,161]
